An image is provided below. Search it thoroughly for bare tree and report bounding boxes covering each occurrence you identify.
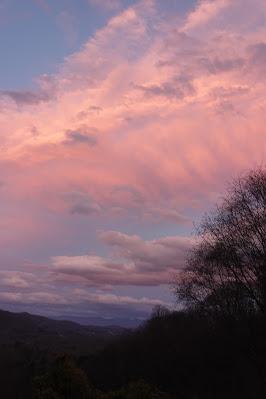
[175,168,266,317]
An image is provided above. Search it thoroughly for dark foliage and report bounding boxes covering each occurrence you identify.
[2,308,266,398]
[82,310,266,398]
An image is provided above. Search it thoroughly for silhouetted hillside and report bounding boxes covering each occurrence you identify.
[0,309,125,341]
[0,309,128,398]
[0,309,126,354]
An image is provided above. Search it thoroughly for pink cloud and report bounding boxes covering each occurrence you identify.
[52,231,193,287]
[182,0,231,32]
[72,289,168,307]
[0,0,266,315]
[0,291,69,305]
[0,271,36,289]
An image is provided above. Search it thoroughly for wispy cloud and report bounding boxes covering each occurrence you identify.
[56,9,79,47]
[182,0,231,32]
[0,89,51,105]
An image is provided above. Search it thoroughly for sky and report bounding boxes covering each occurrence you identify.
[0,0,265,326]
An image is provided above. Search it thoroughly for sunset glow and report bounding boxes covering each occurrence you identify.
[0,0,265,325]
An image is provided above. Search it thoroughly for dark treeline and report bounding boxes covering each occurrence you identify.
[1,168,266,398]
[82,308,266,398]
[2,306,266,398]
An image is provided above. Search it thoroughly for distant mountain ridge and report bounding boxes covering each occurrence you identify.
[0,309,126,355]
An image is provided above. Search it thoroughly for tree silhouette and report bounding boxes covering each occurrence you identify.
[175,168,266,318]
